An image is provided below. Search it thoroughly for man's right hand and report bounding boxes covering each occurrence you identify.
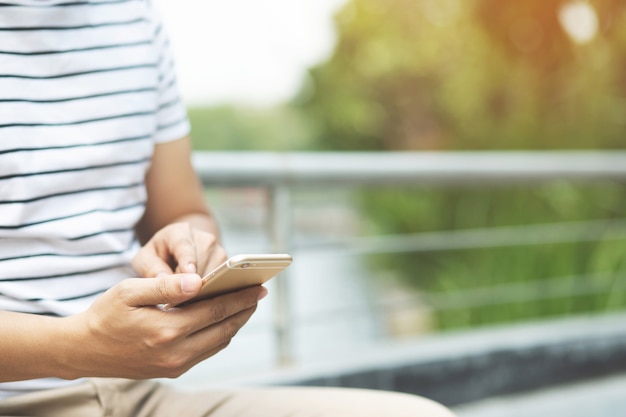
[60,274,267,380]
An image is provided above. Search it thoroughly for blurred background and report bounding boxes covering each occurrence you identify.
[156,0,626,415]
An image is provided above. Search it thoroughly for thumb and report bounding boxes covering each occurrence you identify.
[123,274,202,307]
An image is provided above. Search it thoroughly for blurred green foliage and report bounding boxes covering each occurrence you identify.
[362,184,626,330]
[188,105,314,151]
[298,0,626,151]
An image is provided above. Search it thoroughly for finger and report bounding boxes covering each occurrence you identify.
[163,341,231,379]
[199,244,227,277]
[181,305,258,365]
[174,286,266,335]
[120,274,203,307]
[190,229,223,276]
[170,224,198,274]
[131,248,174,278]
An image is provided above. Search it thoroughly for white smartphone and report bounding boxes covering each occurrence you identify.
[185,253,292,303]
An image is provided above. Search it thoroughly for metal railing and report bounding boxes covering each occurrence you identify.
[192,150,626,365]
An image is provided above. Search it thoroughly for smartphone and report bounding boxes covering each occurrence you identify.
[185,253,292,304]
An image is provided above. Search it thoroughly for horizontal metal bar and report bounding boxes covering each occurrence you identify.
[193,151,626,187]
[423,274,626,311]
[294,219,626,255]
[285,273,626,324]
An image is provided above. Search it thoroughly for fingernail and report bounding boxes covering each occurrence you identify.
[181,274,200,294]
[185,263,197,273]
[257,287,269,301]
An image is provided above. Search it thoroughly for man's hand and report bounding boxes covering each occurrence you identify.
[61,273,267,380]
[133,137,225,277]
[132,222,227,278]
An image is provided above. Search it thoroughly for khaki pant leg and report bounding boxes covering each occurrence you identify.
[0,381,101,417]
[129,383,457,417]
[0,379,456,417]
[185,387,457,417]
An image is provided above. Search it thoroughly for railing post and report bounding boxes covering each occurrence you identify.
[268,185,294,366]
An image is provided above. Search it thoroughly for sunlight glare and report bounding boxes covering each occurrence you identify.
[558,1,599,45]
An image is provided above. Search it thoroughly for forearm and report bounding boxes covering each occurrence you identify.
[0,311,79,382]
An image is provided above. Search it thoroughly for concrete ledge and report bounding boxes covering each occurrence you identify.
[453,373,626,417]
[227,312,626,406]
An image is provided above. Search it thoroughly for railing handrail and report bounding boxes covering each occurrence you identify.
[294,218,626,255]
[192,150,626,186]
[191,150,626,366]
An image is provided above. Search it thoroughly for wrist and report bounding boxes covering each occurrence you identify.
[0,312,88,382]
[49,314,91,380]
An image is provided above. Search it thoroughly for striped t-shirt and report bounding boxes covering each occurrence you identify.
[0,0,190,396]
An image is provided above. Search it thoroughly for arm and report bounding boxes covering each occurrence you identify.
[0,275,266,382]
[133,136,226,277]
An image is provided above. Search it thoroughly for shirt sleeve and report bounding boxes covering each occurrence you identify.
[149,2,191,143]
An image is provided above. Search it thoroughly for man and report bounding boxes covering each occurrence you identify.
[0,0,455,415]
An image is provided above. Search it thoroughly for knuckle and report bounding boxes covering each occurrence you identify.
[246,303,259,316]
[157,356,189,378]
[195,228,216,242]
[145,326,182,349]
[219,318,241,342]
[212,340,232,357]
[239,288,262,309]
[208,301,230,323]
[153,277,174,301]
[164,368,185,379]
[174,233,193,248]
[206,233,218,247]
[114,280,137,305]
[195,232,220,254]
[160,223,179,235]
[130,256,142,272]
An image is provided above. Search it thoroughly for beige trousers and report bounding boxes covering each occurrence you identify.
[0,379,456,417]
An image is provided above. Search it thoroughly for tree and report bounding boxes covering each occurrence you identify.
[299,0,626,151]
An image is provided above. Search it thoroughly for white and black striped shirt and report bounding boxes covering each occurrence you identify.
[0,0,190,396]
